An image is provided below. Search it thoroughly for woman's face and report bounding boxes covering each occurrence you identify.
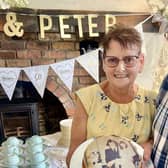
[103,40,144,89]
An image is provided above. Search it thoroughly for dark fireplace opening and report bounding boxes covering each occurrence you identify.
[42,88,68,134]
[0,101,38,144]
[0,81,68,143]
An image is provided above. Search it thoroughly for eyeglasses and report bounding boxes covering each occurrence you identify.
[104,55,139,68]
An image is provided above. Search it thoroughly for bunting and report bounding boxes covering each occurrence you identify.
[50,59,75,91]
[76,49,99,83]
[0,68,20,100]
[23,65,49,97]
[0,16,166,100]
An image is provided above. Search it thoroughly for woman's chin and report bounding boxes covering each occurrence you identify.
[113,79,130,88]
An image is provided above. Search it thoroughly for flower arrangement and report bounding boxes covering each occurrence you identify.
[147,0,168,33]
[147,0,168,17]
[0,0,29,9]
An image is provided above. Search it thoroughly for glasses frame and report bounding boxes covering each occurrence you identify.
[103,55,140,68]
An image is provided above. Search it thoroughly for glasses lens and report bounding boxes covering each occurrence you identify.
[105,57,119,67]
[104,56,138,67]
[123,56,138,67]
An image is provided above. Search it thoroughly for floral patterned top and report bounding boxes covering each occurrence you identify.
[76,84,157,144]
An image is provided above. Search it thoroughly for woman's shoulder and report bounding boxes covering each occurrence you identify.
[75,84,102,110]
[76,83,101,94]
[138,86,157,99]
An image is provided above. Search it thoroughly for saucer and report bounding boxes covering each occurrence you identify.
[2,139,23,147]
[25,152,48,164]
[25,155,49,168]
[25,135,45,146]
[1,146,24,156]
[0,157,24,167]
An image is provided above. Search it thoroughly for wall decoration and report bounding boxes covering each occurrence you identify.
[23,65,49,98]
[136,33,164,90]
[0,16,166,100]
[153,39,168,90]
[76,49,99,83]
[3,12,24,37]
[147,0,168,33]
[0,0,29,9]
[0,68,20,100]
[50,59,75,91]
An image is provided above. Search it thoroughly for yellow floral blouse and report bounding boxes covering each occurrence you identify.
[76,84,157,144]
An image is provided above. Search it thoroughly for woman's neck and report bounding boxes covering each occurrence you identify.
[101,80,137,104]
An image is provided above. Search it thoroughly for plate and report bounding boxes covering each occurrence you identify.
[1,140,23,147]
[70,137,144,168]
[0,158,24,167]
[70,138,94,168]
[25,156,49,167]
[0,161,51,168]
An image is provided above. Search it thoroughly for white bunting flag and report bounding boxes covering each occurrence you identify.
[0,68,20,100]
[134,16,153,56]
[50,59,75,91]
[76,49,99,83]
[135,23,146,55]
[136,33,164,89]
[23,65,49,97]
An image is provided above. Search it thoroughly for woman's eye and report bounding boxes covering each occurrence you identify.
[108,58,117,63]
[125,57,133,63]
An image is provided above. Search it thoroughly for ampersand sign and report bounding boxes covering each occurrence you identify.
[3,12,24,37]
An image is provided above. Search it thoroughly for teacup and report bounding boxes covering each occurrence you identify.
[26,135,43,146]
[31,161,48,168]
[2,153,23,166]
[2,145,23,155]
[5,137,23,146]
[27,152,46,164]
[1,160,24,168]
[0,164,18,168]
[57,118,72,147]
[26,143,44,154]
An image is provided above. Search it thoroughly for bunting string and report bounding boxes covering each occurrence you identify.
[0,16,165,100]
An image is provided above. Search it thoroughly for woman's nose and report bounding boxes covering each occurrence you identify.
[115,60,126,71]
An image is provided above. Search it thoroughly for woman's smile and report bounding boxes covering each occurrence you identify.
[114,73,128,78]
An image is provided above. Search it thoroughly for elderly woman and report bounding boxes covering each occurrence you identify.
[66,24,157,167]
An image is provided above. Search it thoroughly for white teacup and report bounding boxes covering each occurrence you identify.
[28,152,46,164]
[2,145,23,155]
[26,143,44,154]
[26,135,43,146]
[31,161,48,168]
[58,118,72,147]
[5,137,23,146]
[2,153,23,166]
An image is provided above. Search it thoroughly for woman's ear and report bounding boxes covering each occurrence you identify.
[138,53,144,73]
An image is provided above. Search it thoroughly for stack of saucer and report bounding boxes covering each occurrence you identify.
[0,137,24,167]
[25,135,48,168]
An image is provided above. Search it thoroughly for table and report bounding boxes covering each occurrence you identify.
[42,132,68,168]
[0,132,68,168]
[0,133,155,168]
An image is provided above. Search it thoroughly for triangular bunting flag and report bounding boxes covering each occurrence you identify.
[76,49,99,82]
[23,65,49,97]
[50,59,75,91]
[135,23,146,55]
[0,68,20,100]
[136,33,165,89]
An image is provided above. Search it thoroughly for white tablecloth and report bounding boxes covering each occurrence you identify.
[42,132,68,168]
[0,133,68,168]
